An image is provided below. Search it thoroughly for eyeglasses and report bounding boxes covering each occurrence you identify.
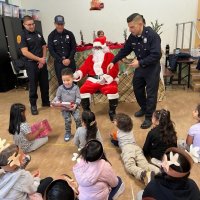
[24,23,35,27]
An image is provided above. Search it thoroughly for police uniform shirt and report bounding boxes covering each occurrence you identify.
[48,29,76,63]
[112,26,161,68]
[18,29,46,60]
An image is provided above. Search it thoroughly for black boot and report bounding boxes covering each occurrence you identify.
[81,98,91,111]
[109,99,118,121]
[31,105,38,115]
[140,118,152,129]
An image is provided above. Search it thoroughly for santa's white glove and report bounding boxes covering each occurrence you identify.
[98,76,106,85]
[73,70,83,82]
[103,74,113,84]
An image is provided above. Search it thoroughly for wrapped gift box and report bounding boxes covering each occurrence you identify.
[31,119,52,138]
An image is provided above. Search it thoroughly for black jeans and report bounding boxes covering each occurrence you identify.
[133,66,160,119]
[25,61,49,106]
[37,177,53,197]
[54,60,76,85]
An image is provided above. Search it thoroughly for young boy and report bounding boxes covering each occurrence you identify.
[52,68,81,141]
[111,113,160,184]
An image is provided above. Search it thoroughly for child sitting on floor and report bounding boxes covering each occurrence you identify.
[52,68,81,141]
[186,104,200,160]
[143,109,177,160]
[137,147,200,200]
[73,140,125,200]
[44,174,79,200]
[0,139,52,200]
[8,103,48,153]
[111,113,160,184]
[74,111,102,150]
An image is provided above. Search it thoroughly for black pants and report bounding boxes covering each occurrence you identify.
[133,66,160,119]
[37,177,53,197]
[26,61,49,106]
[54,60,76,85]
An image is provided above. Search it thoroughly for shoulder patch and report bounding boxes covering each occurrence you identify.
[17,35,21,44]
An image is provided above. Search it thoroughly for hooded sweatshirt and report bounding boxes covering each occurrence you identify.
[0,169,40,200]
[73,159,118,200]
[143,174,200,200]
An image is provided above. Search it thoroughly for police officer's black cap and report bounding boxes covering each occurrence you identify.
[127,13,145,24]
[54,15,65,24]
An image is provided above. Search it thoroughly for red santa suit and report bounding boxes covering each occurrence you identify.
[74,37,119,100]
[73,37,119,121]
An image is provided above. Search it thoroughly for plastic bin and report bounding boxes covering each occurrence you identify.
[27,9,40,20]
[3,3,12,17]
[12,5,19,18]
[19,8,26,18]
[0,1,3,16]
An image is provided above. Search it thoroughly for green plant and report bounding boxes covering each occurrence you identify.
[150,20,164,35]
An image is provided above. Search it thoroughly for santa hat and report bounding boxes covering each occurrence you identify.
[93,36,107,48]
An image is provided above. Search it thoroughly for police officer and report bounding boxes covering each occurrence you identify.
[18,15,49,115]
[108,13,161,129]
[48,15,77,85]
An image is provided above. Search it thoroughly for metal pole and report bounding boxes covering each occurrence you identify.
[181,23,185,49]
[176,21,193,25]
[176,24,179,49]
[189,22,193,51]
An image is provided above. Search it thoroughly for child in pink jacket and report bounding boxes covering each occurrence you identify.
[73,140,125,200]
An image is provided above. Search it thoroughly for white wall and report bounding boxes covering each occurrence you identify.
[20,0,198,51]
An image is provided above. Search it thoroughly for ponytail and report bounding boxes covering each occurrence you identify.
[81,111,98,142]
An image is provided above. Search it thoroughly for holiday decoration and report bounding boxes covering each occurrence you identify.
[90,0,104,10]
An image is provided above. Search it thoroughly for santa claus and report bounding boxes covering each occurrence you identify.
[73,37,119,121]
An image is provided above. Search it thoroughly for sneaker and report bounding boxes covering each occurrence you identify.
[134,109,145,117]
[20,155,31,169]
[140,118,152,129]
[109,176,125,200]
[64,133,71,142]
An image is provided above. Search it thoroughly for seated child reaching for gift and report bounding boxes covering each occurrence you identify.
[8,103,48,153]
[111,113,160,184]
[143,109,177,161]
[52,68,81,142]
[0,139,52,200]
[73,140,125,200]
[74,111,103,150]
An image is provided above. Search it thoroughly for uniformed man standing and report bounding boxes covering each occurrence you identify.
[48,15,77,85]
[108,13,161,129]
[18,15,49,115]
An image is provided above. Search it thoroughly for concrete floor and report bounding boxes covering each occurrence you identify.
[0,88,200,199]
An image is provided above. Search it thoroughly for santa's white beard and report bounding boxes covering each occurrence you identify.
[92,49,105,63]
[92,49,105,75]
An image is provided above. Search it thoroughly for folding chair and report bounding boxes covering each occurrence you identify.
[10,61,28,90]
